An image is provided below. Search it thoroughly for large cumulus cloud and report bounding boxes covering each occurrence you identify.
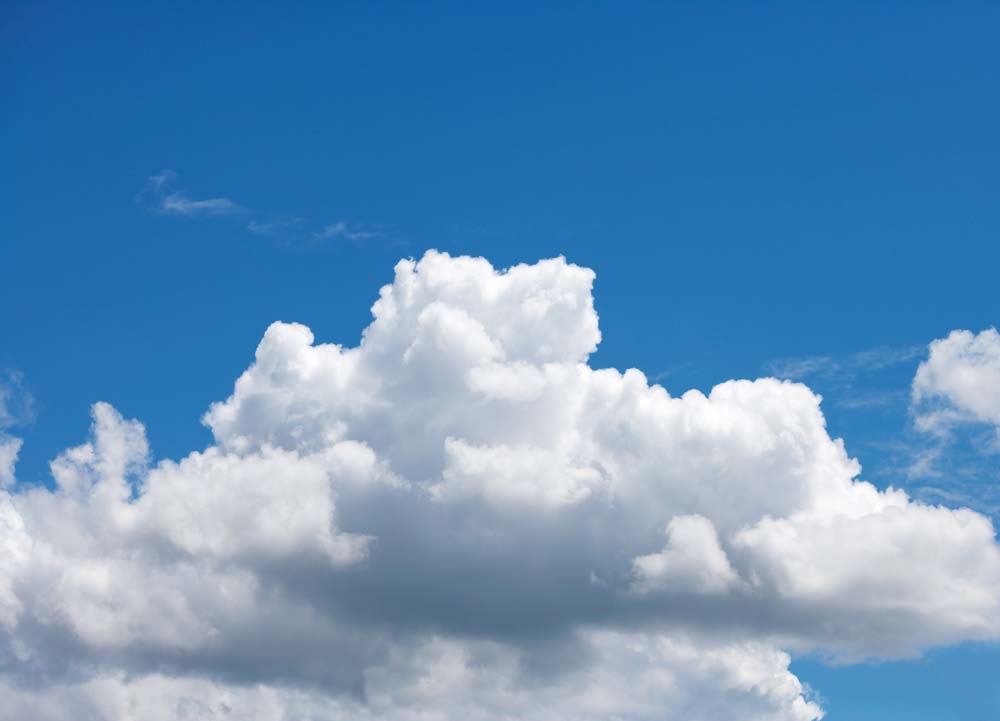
[1,251,998,719]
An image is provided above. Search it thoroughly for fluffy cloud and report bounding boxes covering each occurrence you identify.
[913,327,1000,437]
[1,251,999,719]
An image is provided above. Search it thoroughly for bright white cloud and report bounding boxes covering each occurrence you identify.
[913,328,1000,436]
[2,251,999,719]
[632,514,741,594]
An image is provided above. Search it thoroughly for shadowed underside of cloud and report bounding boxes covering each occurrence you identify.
[1,251,999,720]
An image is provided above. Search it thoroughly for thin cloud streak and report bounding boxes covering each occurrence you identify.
[765,344,924,383]
[246,218,305,236]
[315,221,384,242]
[0,370,34,432]
[141,170,389,247]
[835,389,909,410]
[142,170,244,217]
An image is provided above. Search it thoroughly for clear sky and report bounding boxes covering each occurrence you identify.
[2,3,999,719]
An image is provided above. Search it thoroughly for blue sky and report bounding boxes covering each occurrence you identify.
[2,3,999,718]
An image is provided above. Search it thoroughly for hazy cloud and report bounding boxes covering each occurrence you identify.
[141,171,388,248]
[0,372,32,488]
[246,218,304,236]
[765,344,923,384]
[141,170,244,217]
[315,221,384,242]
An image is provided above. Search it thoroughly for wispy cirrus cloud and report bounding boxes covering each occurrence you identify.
[141,170,244,217]
[314,221,385,242]
[903,438,1000,519]
[0,370,33,488]
[140,170,391,247]
[765,344,924,384]
[764,343,924,411]
[835,388,910,410]
[246,218,305,237]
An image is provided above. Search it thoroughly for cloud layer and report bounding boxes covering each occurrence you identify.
[2,252,999,719]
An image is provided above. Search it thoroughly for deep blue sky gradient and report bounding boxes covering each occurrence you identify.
[3,3,999,717]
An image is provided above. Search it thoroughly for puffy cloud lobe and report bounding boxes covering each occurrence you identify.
[732,499,1000,658]
[0,250,998,719]
[0,496,29,627]
[632,514,741,594]
[4,406,380,673]
[912,327,1000,436]
[435,438,604,507]
[138,444,371,565]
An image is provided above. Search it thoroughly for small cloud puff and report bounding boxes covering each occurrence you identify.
[912,328,1000,437]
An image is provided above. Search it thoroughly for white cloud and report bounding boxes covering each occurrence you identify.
[913,328,1000,437]
[142,170,243,217]
[632,514,741,594]
[1,251,999,719]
